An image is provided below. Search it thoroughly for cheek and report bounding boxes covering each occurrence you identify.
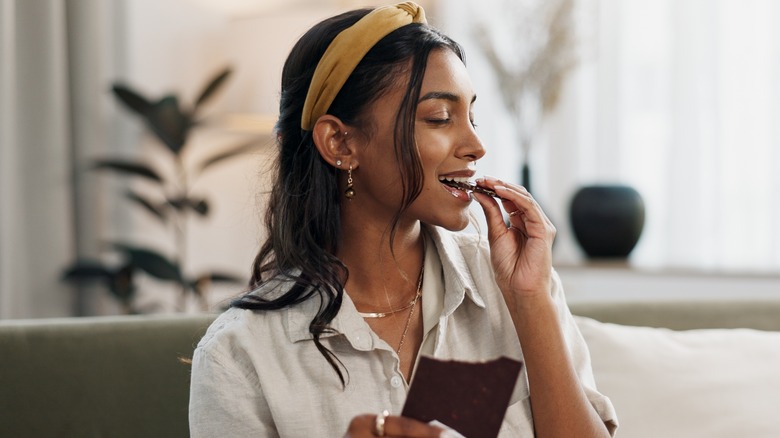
[417,128,454,155]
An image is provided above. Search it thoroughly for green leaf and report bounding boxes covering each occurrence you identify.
[197,139,261,173]
[167,197,209,216]
[190,199,209,216]
[92,159,164,183]
[194,67,232,111]
[145,95,191,154]
[167,197,187,211]
[109,263,136,303]
[189,272,244,297]
[124,190,168,222]
[61,260,112,282]
[112,84,153,116]
[202,272,244,283]
[111,243,183,283]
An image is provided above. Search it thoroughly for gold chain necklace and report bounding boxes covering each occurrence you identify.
[396,273,423,357]
[355,265,424,357]
[357,267,424,319]
[357,296,418,318]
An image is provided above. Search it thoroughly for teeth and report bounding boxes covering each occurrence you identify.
[438,176,473,184]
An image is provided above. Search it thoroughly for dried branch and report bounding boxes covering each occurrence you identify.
[474,0,578,155]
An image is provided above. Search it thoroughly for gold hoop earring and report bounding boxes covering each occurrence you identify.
[345,164,355,199]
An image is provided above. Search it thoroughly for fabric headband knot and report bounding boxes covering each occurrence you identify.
[300,2,427,130]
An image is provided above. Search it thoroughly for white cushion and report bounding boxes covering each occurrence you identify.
[575,316,780,438]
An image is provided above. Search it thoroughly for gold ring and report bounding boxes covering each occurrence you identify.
[374,410,389,436]
[508,210,520,217]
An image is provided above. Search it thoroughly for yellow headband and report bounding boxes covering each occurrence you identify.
[300,2,427,130]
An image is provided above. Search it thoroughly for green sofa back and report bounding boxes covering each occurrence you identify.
[569,299,780,331]
[0,314,216,438]
[2,300,779,437]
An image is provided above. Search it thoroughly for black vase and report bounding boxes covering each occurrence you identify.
[569,185,645,259]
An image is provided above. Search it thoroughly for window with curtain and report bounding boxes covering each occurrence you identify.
[444,0,780,273]
[575,0,780,271]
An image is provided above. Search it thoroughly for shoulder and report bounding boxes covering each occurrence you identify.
[196,273,322,357]
[197,282,292,351]
[196,307,258,355]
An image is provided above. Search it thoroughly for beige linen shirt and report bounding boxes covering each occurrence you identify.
[189,226,618,437]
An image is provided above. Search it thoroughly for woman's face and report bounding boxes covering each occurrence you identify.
[352,48,486,231]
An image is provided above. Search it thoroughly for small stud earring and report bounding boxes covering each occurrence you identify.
[345,164,355,199]
[336,160,342,167]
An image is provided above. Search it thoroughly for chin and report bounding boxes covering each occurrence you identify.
[432,213,471,232]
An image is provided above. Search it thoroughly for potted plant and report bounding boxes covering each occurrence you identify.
[63,67,256,313]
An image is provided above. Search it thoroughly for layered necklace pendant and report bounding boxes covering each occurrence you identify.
[357,291,421,318]
[357,267,424,319]
[357,265,424,358]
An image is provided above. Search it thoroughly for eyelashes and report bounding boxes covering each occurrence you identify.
[424,118,478,128]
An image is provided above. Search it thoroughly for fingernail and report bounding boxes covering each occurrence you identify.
[494,185,507,191]
[440,431,460,438]
[483,175,498,182]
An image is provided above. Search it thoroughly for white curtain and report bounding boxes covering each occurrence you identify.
[0,0,119,319]
[566,0,780,271]
[0,0,74,318]
[443,0,780,272]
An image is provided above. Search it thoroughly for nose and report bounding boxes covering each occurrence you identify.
[456,123,486,162]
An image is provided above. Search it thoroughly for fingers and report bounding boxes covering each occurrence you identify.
[471,191,507,240]
[384,415,447,437]
[345,413,446,437]
[490,178,553,223]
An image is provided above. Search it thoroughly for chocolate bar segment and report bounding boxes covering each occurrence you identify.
[445,180,499,198]
[402,356,523,438]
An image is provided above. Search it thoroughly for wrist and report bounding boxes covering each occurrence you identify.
[513,292,555,314]
[507,293,559,336]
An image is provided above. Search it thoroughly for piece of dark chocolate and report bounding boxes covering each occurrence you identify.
[446,180,499,198]
[402,356,523,438]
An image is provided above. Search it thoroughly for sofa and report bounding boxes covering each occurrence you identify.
[1,300,779,437]
[0,314,215,438]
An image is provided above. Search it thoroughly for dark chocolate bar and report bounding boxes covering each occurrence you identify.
[446,180,499,198]
[402,356,523,438]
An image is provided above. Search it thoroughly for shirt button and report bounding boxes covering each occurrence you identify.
[390,376,403,388]
[354,331,370,349]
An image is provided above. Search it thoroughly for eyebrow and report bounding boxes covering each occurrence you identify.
[418,91,477,104]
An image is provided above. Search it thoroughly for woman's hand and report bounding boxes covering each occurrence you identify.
[472,176,557,311]
[344,413,448,437]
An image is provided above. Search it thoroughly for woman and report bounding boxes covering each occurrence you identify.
[189,2,617,437]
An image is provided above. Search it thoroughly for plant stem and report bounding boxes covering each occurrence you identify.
[175,155,189,310]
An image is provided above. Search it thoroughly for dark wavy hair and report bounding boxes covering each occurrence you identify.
[231,8,465,385]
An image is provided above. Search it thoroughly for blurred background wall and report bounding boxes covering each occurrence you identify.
[2,0,779,319]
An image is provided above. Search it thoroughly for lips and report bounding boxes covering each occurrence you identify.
[439,176,472,201]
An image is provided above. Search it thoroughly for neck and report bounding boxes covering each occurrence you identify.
[338,218,426,308]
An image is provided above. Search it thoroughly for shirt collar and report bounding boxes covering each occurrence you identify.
[425,225,486,313]
[285,289,374,347]
[284,226,487,344]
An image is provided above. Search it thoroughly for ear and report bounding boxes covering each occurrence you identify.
[312,115,357,169]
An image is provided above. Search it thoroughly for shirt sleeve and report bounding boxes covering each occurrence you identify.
[189,343,276,437]
[551,269,619,436]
